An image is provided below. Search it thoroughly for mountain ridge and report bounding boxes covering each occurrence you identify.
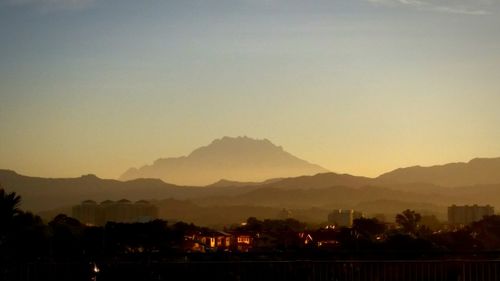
[4,153,500,219]
[377,157,500,187]
[119,136,329,186]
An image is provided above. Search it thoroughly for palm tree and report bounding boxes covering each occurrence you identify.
[0,187,22,225]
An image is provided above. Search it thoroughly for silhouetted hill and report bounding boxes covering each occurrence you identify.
[377,157,500,187]
[0,170,174,211]
[119,136,329,186]
[204,172,372,189]
[6,154,500,224]
[206,178,282,188]
[0,169,381,214]
[258,172,375,189]
[192,185,453,210]
[0,170,257,212]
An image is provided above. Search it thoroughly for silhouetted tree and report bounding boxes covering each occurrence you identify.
[396,209,421,235]
[243,217,263,232]
[1,189,49,261]
[383,233,437,258]
[0,188,22,225]
[352,217,386,241]
[431,227,478,253]
[49,214,85,259]
[8,211,49,260]
[337,227,357,250]
[104,220,172,257]
[469,215,500,250]
[81,226,104,258]
[1,188,23,250]
[420,215,442,231]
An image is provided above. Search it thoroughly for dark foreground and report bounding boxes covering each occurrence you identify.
[3,260,500,281]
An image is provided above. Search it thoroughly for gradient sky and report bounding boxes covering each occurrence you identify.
[1,0,500,179]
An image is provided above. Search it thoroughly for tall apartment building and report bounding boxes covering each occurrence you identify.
[72,199,158,226]
[448,204,494,225]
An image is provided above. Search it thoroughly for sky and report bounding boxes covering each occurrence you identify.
[1,0,500,179]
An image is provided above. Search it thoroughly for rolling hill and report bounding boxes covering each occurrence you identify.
[377,157,500,187]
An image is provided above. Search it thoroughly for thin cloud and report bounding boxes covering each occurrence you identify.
[366,0,492,15]
[431,5,489,15]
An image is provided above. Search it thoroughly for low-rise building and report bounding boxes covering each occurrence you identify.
[184,230,246,252]
[197,231,232,250]
[232,232,255,252]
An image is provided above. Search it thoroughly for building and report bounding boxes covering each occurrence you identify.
[327,209,363,227]
[448,204,494,225]
[72,199,158,226]
[232,232,255,252]
[72,200,100,225]
[196,231,232,250]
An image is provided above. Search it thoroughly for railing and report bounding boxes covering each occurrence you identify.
[3,260,500,281]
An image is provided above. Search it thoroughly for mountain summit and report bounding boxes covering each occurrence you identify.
[119,136,328,186]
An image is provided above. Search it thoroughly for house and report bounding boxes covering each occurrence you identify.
[230,231,256,252]
[194,230,232,251]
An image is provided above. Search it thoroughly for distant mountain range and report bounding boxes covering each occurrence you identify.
[120,136,500,187]
[0,169,454,224]
[2,156,500,224]
[119,136,329,186]
[378,157,500,187]
[199,156,500,189]
[2,135,500,225]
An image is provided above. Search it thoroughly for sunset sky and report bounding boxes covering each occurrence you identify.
[1,0,500,179]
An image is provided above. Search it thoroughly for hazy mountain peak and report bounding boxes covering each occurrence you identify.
[190,136,282,156]
[119,136,328,186]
